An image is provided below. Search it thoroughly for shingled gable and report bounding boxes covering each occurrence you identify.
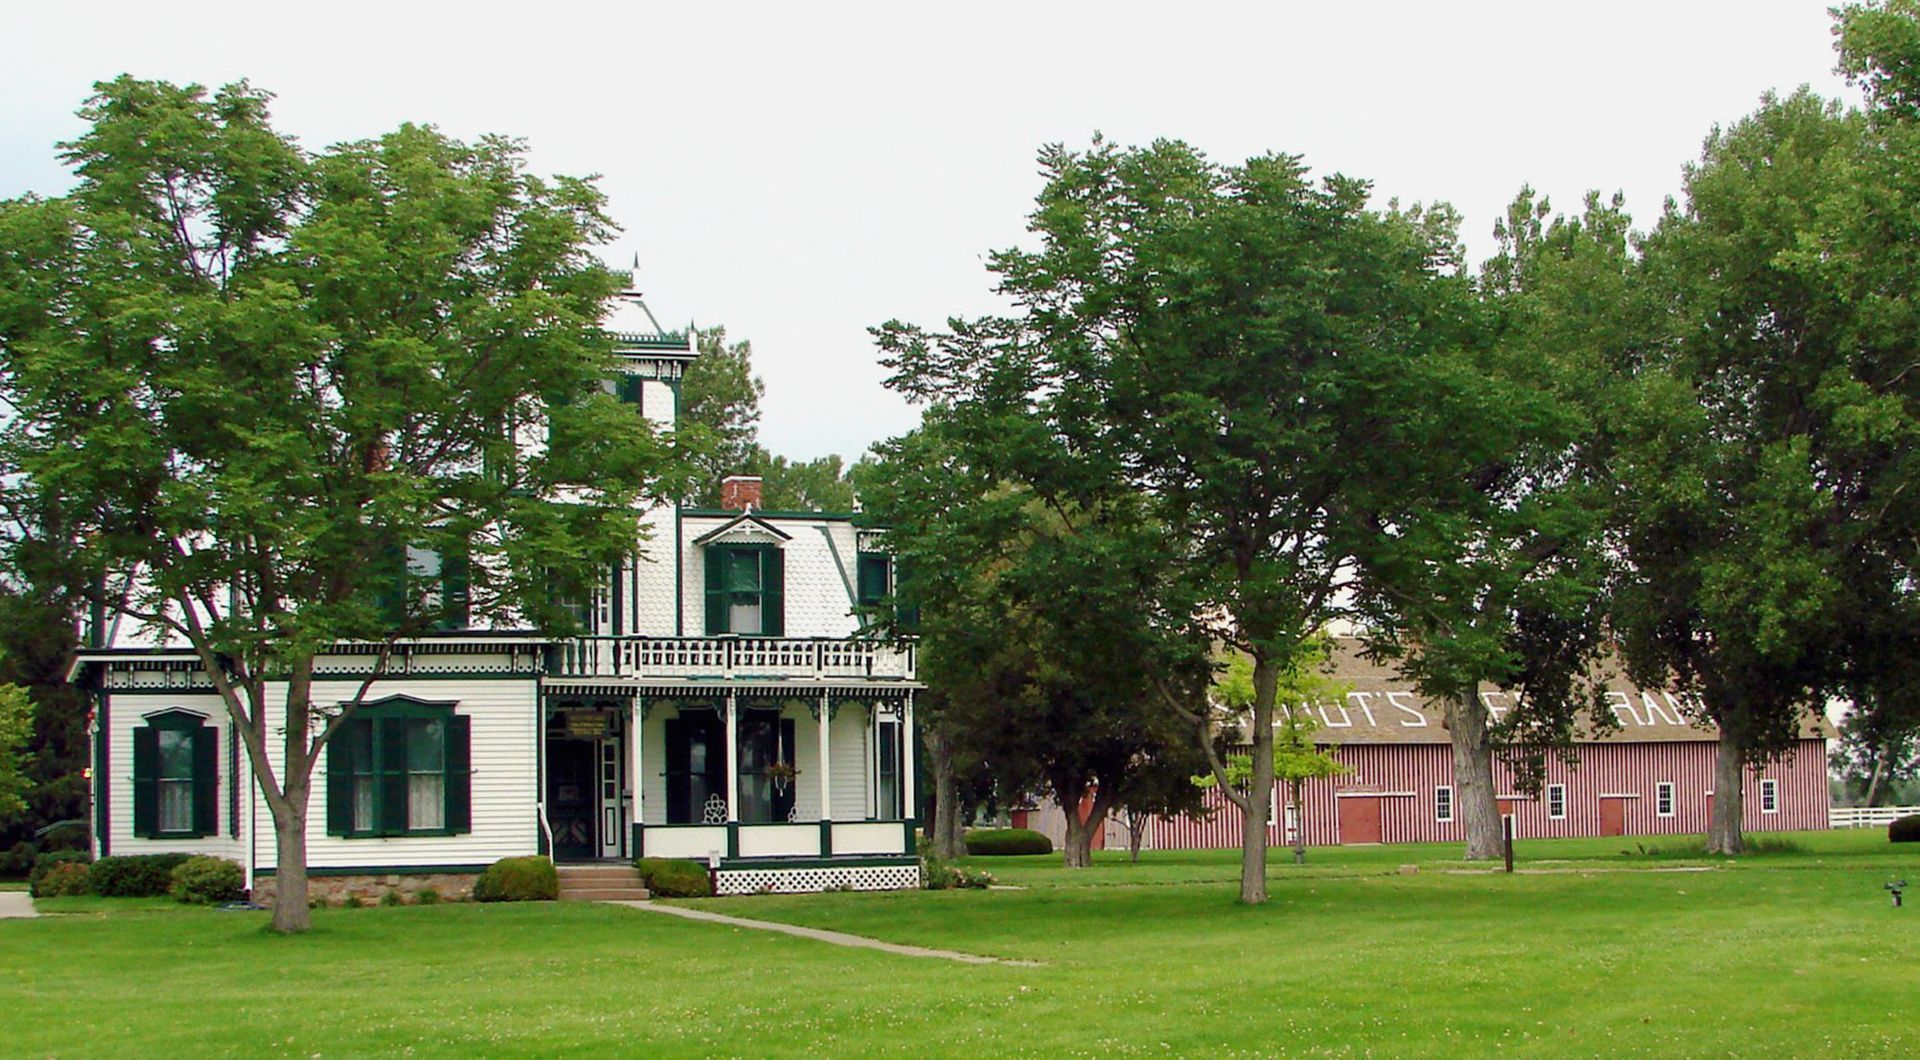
[690,513,793,546]
[1266,639,1833,745]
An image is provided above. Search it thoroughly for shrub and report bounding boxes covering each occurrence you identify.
[381,889,405,907]
[472,856,558,902]
[416,887,441,905]
[0,841,39,880]
[342,894,364,909]
[28,849,90,897]
[964,828,1052,857]
[1891,814,1920,843]
[922,858,993,890]
[36,861,93,897]
[170,856,244,905]
[89,853,192,897]
[634,857,712,898]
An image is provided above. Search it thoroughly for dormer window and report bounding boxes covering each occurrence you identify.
[704,545,784,635]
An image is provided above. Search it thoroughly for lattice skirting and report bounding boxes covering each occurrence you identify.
[715,863,921,896]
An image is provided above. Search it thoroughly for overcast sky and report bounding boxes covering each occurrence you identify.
[2,1,1857,462]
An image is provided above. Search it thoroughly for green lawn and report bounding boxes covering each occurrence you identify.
[1,830,1915,1056]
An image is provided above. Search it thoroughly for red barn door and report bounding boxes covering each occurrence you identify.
[1339,796,1383,844]
[1599,796,1628,837]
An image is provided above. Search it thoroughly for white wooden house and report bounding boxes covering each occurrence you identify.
[68,280,923,896]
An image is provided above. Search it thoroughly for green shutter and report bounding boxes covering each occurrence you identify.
[618,374,643,406]
[762,548,784,636]
[704,547,726,635]
[379,717,409,835]
[326,724,356,836]
[439,546,470,630]
[131,726,158,838]
[192,726,217,836]
[446,714,471,833]
[857,553,890,607]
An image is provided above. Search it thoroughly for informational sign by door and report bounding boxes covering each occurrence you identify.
[565,710,611,739]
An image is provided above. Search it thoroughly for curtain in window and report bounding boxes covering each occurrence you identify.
[407,718,446,830]
[157,729,194,833]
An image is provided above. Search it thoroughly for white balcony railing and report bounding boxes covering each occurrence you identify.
[551,636,915,682]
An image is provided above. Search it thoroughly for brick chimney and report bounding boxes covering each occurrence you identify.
[720,475,763,512]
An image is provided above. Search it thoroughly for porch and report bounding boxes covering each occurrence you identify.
[548,636,916,682]
[537,682,919,882]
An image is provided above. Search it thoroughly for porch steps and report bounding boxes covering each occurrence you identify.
[556,863,651,902]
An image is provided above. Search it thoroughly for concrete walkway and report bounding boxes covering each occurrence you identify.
[609,901,1038,966]
[0,892,37,919]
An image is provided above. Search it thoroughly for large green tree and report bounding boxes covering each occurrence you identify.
[679,327,859,511]
[879,139,1465,902]
[0,78,675,930]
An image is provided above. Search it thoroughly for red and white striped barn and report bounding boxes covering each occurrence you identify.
[1025,642,1832,851]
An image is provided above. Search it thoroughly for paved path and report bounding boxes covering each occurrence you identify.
[608,901,1039,966]
[0,892,37,919]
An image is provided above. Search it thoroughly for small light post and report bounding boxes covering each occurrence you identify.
[1888,878,1907,909]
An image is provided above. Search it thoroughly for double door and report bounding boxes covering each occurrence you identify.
[549,730,627,860]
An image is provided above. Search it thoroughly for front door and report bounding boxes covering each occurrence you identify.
[1339,796,1382,844]
[549,738,596,859]
[1599,796,1627,837]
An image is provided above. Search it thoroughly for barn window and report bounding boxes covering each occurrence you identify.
[1760,778,1779,814]
[1435,785,1454,823]
[1655,782,1675,817]
[1547,784,1567,820]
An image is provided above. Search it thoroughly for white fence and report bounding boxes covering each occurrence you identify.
[1829,805,1920,828]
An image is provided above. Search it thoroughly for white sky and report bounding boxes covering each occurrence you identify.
[2,1,1857,462]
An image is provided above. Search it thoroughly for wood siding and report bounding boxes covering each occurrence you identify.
[1151,739,1830,850]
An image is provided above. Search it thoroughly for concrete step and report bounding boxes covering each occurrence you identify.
[559,886,652,902]
[556,865,643,882]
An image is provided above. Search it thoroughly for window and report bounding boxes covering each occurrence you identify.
[132,711,216,838]
[374,540,469,630]
[1435,785,1454,823]
[1656,782,1675,817]
[664,709,726,824]
[736,709,797,824]
[856,552,890,608]
[1760,778,1779,814]
[874,717,903,821]
[326,698,471,837]
[1547,784,1567,820]
[704,545,784,636]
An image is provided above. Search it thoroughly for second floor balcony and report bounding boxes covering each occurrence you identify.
[548,636,916,682]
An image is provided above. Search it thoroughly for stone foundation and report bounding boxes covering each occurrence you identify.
[251,872,479,906]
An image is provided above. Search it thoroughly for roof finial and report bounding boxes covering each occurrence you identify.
[627,254,642,294]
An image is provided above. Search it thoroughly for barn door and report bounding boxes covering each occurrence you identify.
[1599,796,1627,837]
[1339,796,1383,844]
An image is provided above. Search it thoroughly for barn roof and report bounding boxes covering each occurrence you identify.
[1261,639,1833,746]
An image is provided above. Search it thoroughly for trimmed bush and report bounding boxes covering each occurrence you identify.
[472,856,558,902]
[634,857,712,898]
[964,828,1053,857]
[169,856,244,905]
[28,849,90,897]
[36,861,93,897]
[1890,814,1920,843]
[89,853,193,897]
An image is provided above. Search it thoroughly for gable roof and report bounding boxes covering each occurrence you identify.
[691,513,793,545]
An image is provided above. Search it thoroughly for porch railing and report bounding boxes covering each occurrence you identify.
[549,636,915,681]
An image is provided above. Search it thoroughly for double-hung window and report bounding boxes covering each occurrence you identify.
[1435,785,1454,823]
[327,697,471,838]
[1547,784,1567,820]
[132,711,217,838]
[1655,782,1676,817]
[1760,778,1779,814]
[704,545,784,636]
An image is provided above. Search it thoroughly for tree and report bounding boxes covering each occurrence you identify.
[747,451,858,511]
[0,584,90,859]
[0,78,675,931]
[1207,643,1350,865]
[1615,88,1863,854]
[878,138,1465,902]
[679,326,764,503]
[0,683,31,821]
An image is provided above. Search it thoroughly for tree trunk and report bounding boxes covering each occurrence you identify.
[926,728,967,860]
[1061,800,1098,869]
[1289,780,1306,866]
[1240,656,1278,904]
[268,786,312,933]
[1707,726,1746,855]
[1126,810,1146,863]
[1864,744,1886,808]
[1444,683,1503,861]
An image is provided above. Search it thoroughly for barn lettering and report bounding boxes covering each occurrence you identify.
[1384,691,1427,726]
[1319,700,1353,727]
[1480,691,1509,722]
[1641,692,1680,726]
[1605,691,1640,726]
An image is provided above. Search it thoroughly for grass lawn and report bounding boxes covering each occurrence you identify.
[1,830,1915,1056]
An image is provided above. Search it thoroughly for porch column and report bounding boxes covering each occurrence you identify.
[818,692,833,822]
[724,691,739,823]
[641,698,656,841]
[902,691,917,816]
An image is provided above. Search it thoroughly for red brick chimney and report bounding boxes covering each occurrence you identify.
[720,475,763,512]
